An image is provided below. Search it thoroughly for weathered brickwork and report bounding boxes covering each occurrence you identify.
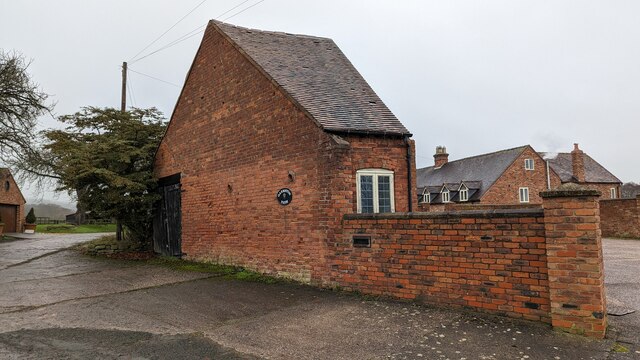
[154,24,414,283]
[482,147,561,205]
[334,210,551,322]
[600,196,640,238]
[0,169,26,232]
[154,23,607,338]
[541,187,606,338]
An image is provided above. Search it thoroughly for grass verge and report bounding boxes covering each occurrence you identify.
[37,224,116,233]
[146,256,284,284]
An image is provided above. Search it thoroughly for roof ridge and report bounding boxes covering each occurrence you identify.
[420,145,528,171]
[211,20,332,41]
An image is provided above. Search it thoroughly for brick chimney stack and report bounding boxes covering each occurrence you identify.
[571,143,585,183]
[434,146,449,168]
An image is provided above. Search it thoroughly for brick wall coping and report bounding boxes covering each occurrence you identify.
[344,208,544,221]
[540,189,601,198]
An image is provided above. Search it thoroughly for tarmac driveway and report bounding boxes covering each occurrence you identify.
[0,234,637,359]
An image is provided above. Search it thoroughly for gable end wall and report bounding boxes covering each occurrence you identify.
[482,147,561,205]
[153,25,414,283]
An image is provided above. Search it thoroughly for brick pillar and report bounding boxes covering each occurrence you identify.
[541,184,606,338]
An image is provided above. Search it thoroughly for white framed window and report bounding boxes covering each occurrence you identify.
[610,188,617,199]
[519,187,530,203]
[356,169,395,213]
[524,158,534,170]
[458,184,468,202]
[441,188,450,203]
[421,190,431,204]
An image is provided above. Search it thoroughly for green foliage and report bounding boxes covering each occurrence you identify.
[42,107,167,243]
[36,223,116,233]
[25,207,36,224]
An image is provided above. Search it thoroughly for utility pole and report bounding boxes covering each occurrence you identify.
[121,62,127,112]
[116,61,127,241]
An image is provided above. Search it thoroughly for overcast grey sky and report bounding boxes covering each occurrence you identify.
[1,0,639,206]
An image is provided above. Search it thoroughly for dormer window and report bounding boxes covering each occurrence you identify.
[421,189,431,204]
[441,188,450,203]
[524,158,534,170]
[459,184,469,202]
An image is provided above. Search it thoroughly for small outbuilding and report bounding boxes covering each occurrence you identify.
[153,21,416,281]
[0,168,26,233]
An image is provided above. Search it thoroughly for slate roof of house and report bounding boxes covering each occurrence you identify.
[539,152,621,184]
[417,146,528,199]
[212,21,410,136]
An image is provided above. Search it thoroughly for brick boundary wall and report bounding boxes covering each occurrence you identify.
[599,195,640,239]
[334,209,551,323]
[331,185,607,338]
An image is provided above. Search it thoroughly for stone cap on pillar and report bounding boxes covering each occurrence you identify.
[540,183,601,198]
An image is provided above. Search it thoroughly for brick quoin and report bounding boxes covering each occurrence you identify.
[541,185,607,338]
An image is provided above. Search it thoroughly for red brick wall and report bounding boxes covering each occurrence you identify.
[0,169,26,231]
[334,210,551,323]
[482,147,561,205]
[154,23,413,283]
[541,188,606,338]
[600,196,640,238]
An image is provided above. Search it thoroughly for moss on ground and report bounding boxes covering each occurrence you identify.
[145,256,286,284]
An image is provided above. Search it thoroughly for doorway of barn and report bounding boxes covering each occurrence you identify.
[153,174,182,257]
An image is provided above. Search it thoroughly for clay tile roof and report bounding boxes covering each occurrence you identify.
[212,21,410,136]
[417,146,528,198]
[539,152,621,184]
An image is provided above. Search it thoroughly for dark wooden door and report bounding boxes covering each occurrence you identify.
[153,180,182,257]
[0,205,17,232]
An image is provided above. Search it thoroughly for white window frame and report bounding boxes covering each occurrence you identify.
[421,189,431,204]
[459,184,469,202]
[441,188,451,203]
[356,169,395,213]
[519,187,530,203]
[610,187,617,199]
[524,158,534,170]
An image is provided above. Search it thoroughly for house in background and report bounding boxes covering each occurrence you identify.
[0,168,26,233]
[417,145,560,206]
[540,143,622,199]
[418,143,621,206]
[153,21,415,281]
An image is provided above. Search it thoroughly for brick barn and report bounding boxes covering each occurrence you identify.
[153,21,416,282]
[0,168,26,233]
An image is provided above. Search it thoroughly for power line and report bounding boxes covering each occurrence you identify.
[216,0,252,19]
[127,74,136,107]
[129,0,268,64]
[130,25,206,65]
[129,0,209,62]
[221,0,266,22]
[128,68,182,88]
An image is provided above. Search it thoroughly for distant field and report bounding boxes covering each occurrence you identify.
[36,224,116,233]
